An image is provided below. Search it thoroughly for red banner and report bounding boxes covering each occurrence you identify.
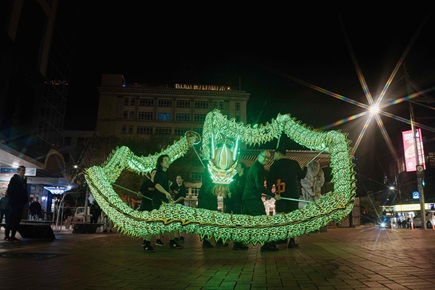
[402,128,426,172]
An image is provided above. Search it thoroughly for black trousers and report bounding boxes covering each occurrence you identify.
[5,205,24,237]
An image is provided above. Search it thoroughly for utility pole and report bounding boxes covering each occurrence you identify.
[405,66,427,229]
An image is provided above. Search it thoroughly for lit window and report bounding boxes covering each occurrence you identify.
[157,112,172,121]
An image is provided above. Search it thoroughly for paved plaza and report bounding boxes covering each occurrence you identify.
[1,225,434,289]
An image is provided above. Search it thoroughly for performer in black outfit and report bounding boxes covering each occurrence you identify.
[153,154,182,249]
[267,147,306,248]
[139,169,157,212]
[139,168,157,251]
[170,175,187,205]
[242,151,281,252]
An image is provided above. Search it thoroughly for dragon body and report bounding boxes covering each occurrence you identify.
[84,110,356,244]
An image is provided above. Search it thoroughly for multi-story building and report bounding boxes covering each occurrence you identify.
[91,74,250,183]
[0,0,76,214]
[93,74,332,185]
[96,74,249,139]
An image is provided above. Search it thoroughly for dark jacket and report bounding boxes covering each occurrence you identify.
[197,168,217,210]
[242,161,273,201]
[29,201,42,215]
[7,174,28,207]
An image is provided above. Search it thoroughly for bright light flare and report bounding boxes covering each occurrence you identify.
[369,104,380,116]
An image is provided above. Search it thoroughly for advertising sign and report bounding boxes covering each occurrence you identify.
[402,129,426,172]
[0,167,36,176]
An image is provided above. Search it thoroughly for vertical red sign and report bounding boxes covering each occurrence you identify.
[402,128,426,172]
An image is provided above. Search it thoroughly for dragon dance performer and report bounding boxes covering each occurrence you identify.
[242,150,281,252]
[267,146,307,248]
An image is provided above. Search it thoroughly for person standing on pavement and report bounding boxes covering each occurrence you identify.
[90,200,102,224]
[242,150,281,252]
[153,154,182,249]
[267,147,307,248]
[138,168,160,252]
[0,193,10,225]
[29,196,42,220]
[4,165,28,241]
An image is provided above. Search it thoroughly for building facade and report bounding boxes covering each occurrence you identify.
[0,0,76,215]
[96,74,250,139]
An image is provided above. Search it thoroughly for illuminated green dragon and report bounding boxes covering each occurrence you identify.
[84,109,356,245]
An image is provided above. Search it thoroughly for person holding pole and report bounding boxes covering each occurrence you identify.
[267,147,307,248]
[242,150,280,252]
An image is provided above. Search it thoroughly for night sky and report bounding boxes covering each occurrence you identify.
[64,3,435,188]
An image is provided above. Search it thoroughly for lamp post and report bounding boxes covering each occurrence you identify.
[406,69,427,229]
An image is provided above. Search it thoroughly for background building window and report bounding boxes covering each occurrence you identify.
[194,114,206,123]
[130,98,135,106]
[174,127,190,136]
[155,127,172,135]
[128,126,134,134]
[235,102,240,111]
[123,97,129,106]
[157,112,172,121]
[129,111,136,120]
[137,126,153,135]
[175,113,191,122]
[123,111,128,119]
[121,126,127,134]
[139,98,154,107]
[138,111,153,120]
[194,100,208,109]
[176,100,191,108]
[158,99,172,107]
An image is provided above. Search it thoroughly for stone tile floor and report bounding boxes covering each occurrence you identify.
[1,226,434,289]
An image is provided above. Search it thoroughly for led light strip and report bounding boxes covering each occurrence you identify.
[84,109,356,245]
